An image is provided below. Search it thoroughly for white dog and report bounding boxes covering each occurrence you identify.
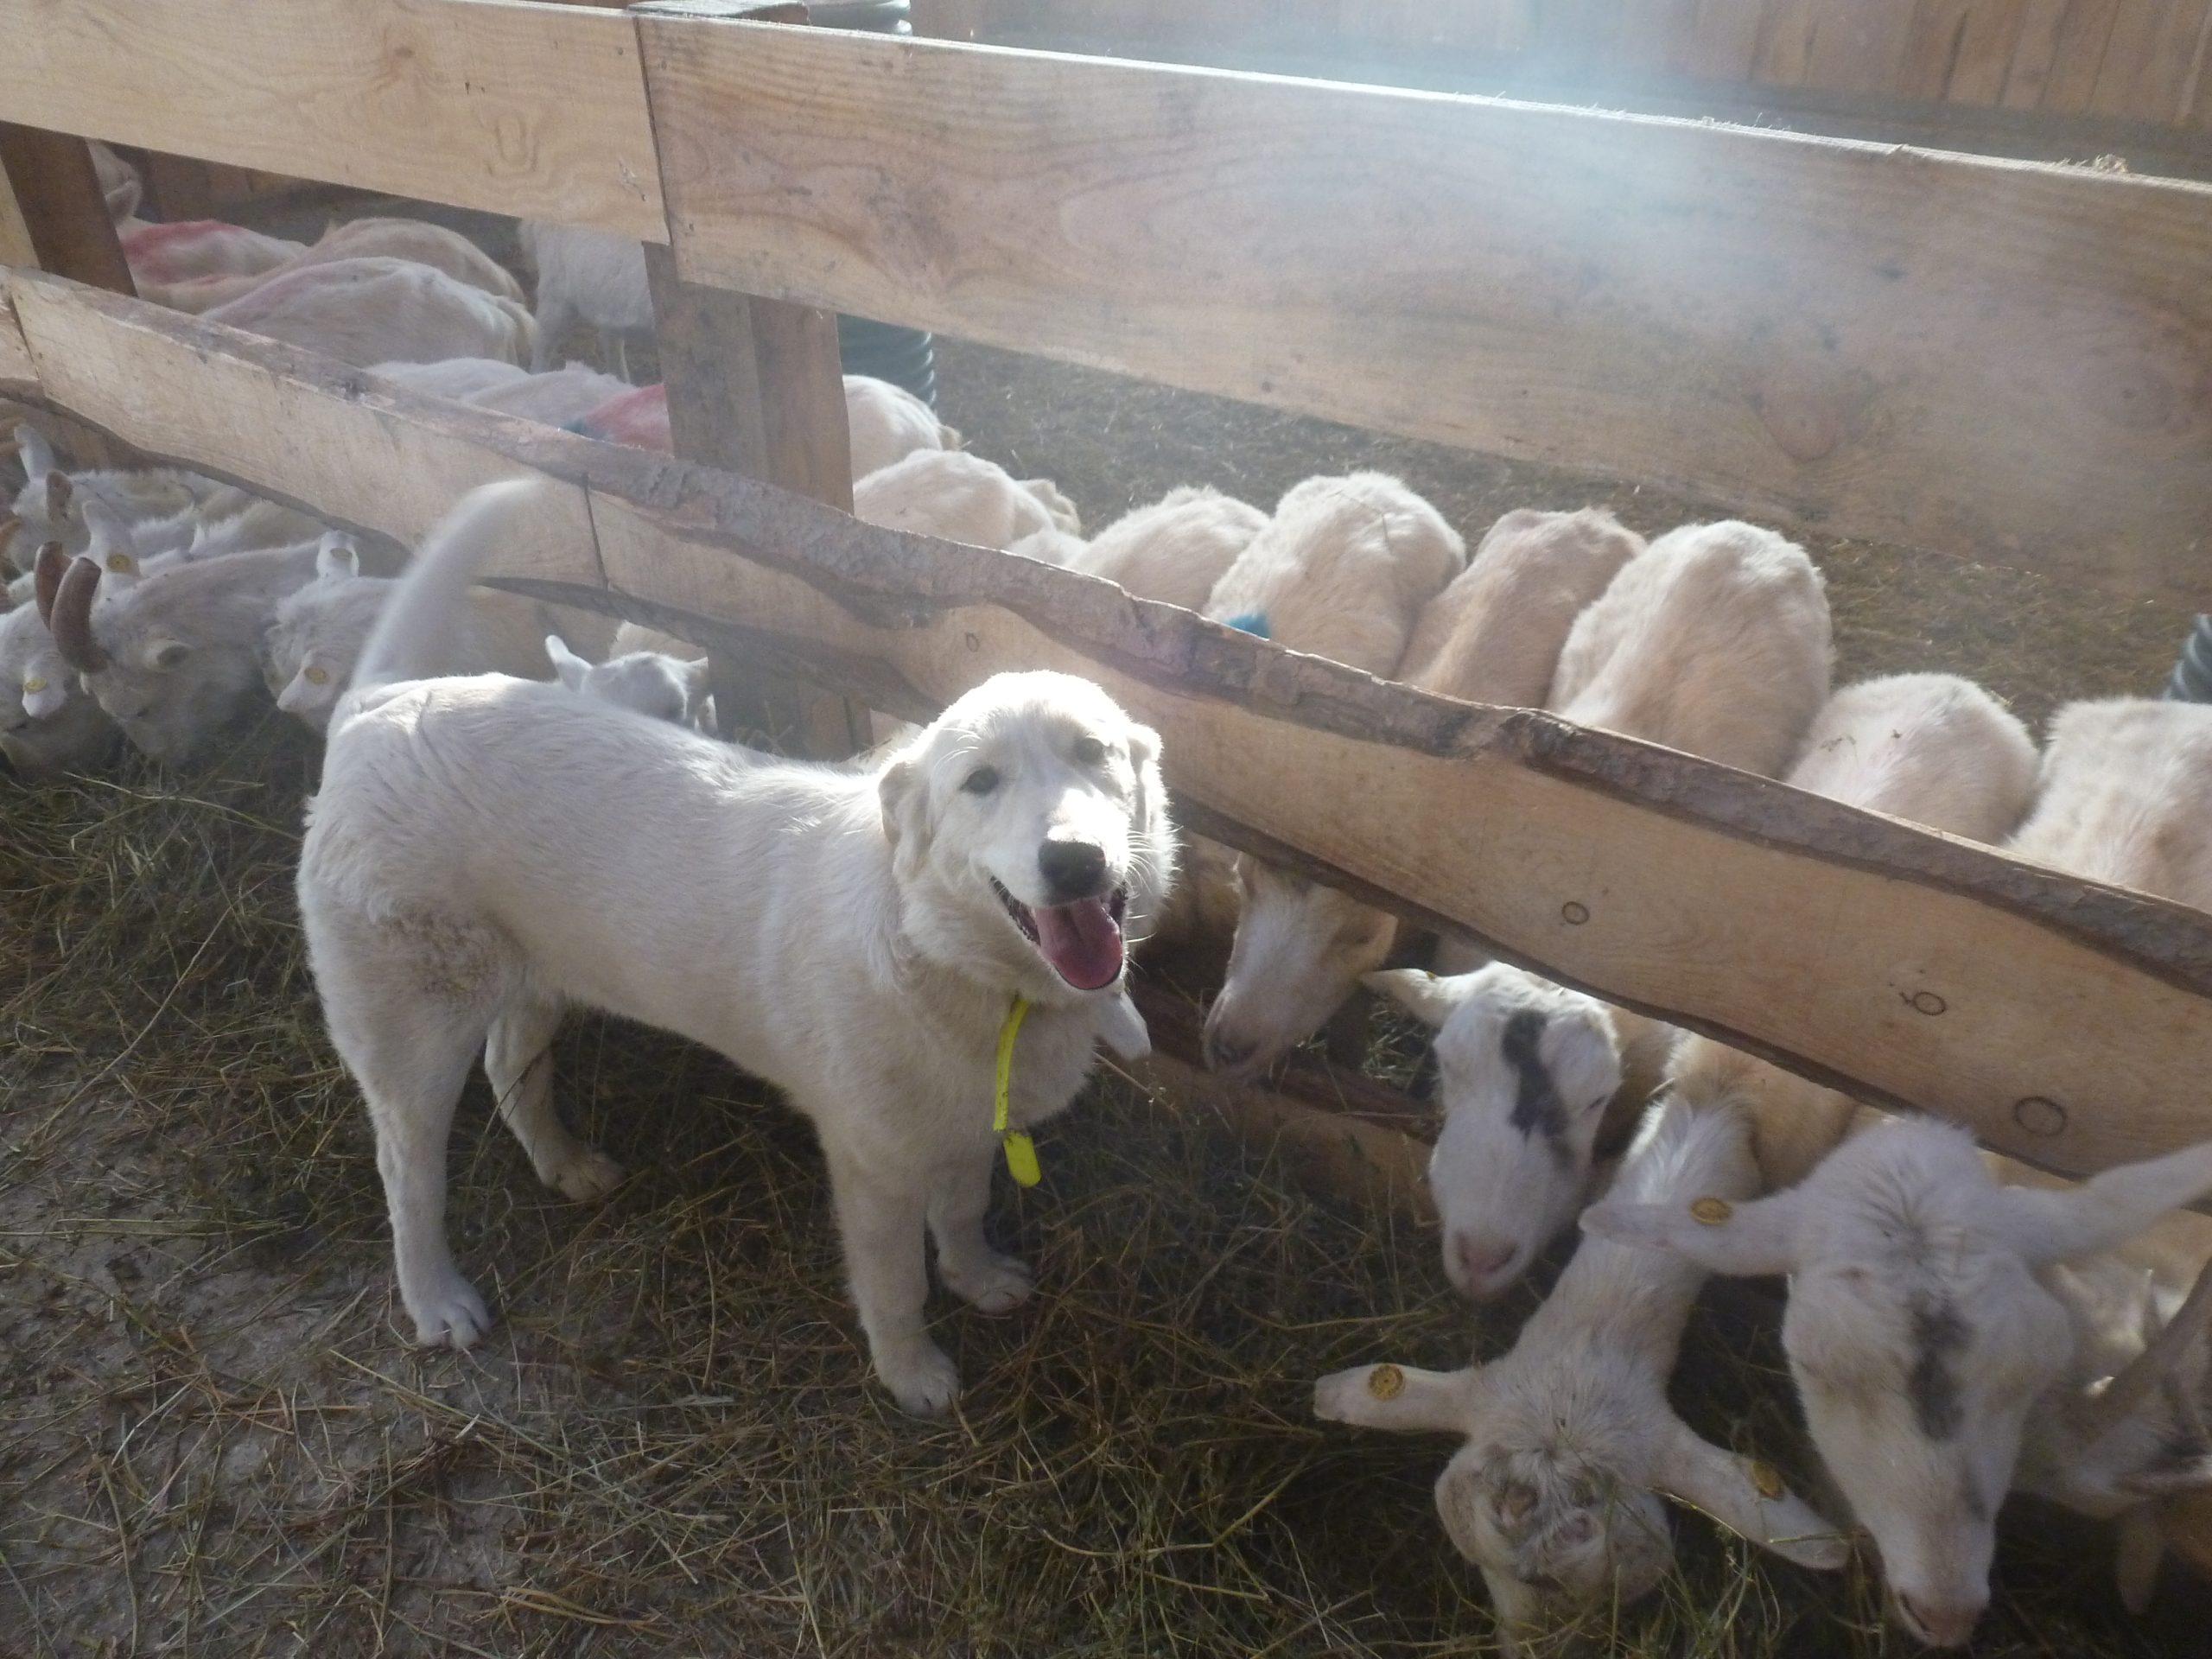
[298,480,1178,1413]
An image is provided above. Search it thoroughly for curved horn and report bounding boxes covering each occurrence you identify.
[34,542,66,625]
[49,556,110,673]
[2075,1255,2212,1446]
[46,470,72,524]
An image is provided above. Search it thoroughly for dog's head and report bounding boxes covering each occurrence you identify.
[877,671,1174,1002]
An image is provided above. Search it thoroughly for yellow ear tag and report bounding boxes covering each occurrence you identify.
[22,674,45,694]
[105,551,134,574]
[1747,1459,1787,1500]
[1367,1363,1406,1400]
[1689,1196,1734,1226]
[994,995,1041,1187]
[303,664,330,686]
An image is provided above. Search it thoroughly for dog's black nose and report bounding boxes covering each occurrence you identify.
[1038,838,1108,902]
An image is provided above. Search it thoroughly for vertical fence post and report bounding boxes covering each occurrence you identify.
[631,1,868,758]
[0,125,135,294]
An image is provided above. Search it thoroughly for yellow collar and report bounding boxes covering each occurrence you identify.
[993,995,1041,1186]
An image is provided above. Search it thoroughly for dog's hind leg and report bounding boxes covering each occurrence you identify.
[927,1151,1034,1315]
[334,995,497,1348]
[486,998,623,1201]
[822,1140,957,1416]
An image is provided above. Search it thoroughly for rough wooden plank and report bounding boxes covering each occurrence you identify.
[1798,0,1917,96]
[1674,0,1766,81]
[0,285,36,392]
[1942,1,2029,107]
[0,0,665,242]
[2001,0,2072,109]
[0,163,32,270]
[2038,0,2121,115]
[640,20,2212,611]
[4,270,604,592]
[20,268,2212,1188]
[0,126,134,294]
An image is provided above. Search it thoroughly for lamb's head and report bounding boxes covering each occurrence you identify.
[877,671,1175,1006]
[52,541,318,763]
[1200,859,1397,1081]
[1368,965,1624,1299]
[1584,1121,2212,1648]
[544,632,712,729]
[1315,1355,1840,1649]
[2023,1256,2212,1514]
[264,536,382,732]
[0,556,116,780]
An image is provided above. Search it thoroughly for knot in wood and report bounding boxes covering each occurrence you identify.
[1908,990,1947,1016]
[1560,901,1590,925]
[2013,1096,2068,1138]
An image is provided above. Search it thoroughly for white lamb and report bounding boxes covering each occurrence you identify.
[519,222,654,377]
[202,257,536,369]
[368,358,534,404]
[2008,697,2212,906]
[846,375,961,480]
[5,427,227,564]
[1077,486,1269,614]
[1368,671,2029,1300]
[1586,1119,2212,1649]
[1316,1095,1847,1652]
[116,218,302,288]
[46,535,322,763]
[1,545,117,781]
[1398,508,1644,705]
[1192,506,1638,1044]
[263,537,554,734]
[142,217,524,314]
[544,632,712,731]
[371,359,633,429]
[854,449,1081,550]
[1197,473,1467,1077]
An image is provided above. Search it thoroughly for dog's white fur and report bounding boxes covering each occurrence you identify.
[299,481,1175,1414]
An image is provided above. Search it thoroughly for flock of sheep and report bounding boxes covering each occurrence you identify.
[4,148,2212,1654]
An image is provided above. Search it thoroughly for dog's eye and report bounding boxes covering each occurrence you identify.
[962,765,1000,796]
[1072,734,1107,766]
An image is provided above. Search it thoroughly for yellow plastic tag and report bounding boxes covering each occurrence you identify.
[1689,1196,1734,1226]
[22,675,44,694]
[105,551,134,573]
[994,995,1041,1186]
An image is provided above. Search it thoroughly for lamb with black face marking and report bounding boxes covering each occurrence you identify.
[1316,1095,1847,1654]
[297,482,1176,1416]
[1585,1119,2212,1648]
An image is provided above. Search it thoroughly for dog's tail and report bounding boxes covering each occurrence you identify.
[350,478,541,696]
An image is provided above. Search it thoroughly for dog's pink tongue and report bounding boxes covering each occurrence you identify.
[1033,895,1123,991]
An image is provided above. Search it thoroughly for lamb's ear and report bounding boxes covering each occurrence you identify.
[1992,1140,2212,1266]
[79,497,140,578]
[1363,968,1472,1031]
[1579,1186,1805,1278]
[1313,1363,1475,1434]
[22,677,67,719]
[543,633,590,691]
[2114,1509,2165,1617]
[878,751,930,852]
[20,426,56,482]
[315,532,359,582]
[1650,1415,1849,1570]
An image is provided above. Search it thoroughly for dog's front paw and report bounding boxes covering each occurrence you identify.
[405,1274,492,1349]
[877,1337,962,1418]
[546,1145,625,1202]
[941,1250,1034,1315]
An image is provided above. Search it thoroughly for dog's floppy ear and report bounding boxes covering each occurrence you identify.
[879,750,931,853]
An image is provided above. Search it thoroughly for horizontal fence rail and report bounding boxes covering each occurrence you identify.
[6,267,2212,1186]
[2,0,2209,606]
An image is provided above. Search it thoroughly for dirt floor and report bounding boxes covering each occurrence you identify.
[3,192,2207,1657]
